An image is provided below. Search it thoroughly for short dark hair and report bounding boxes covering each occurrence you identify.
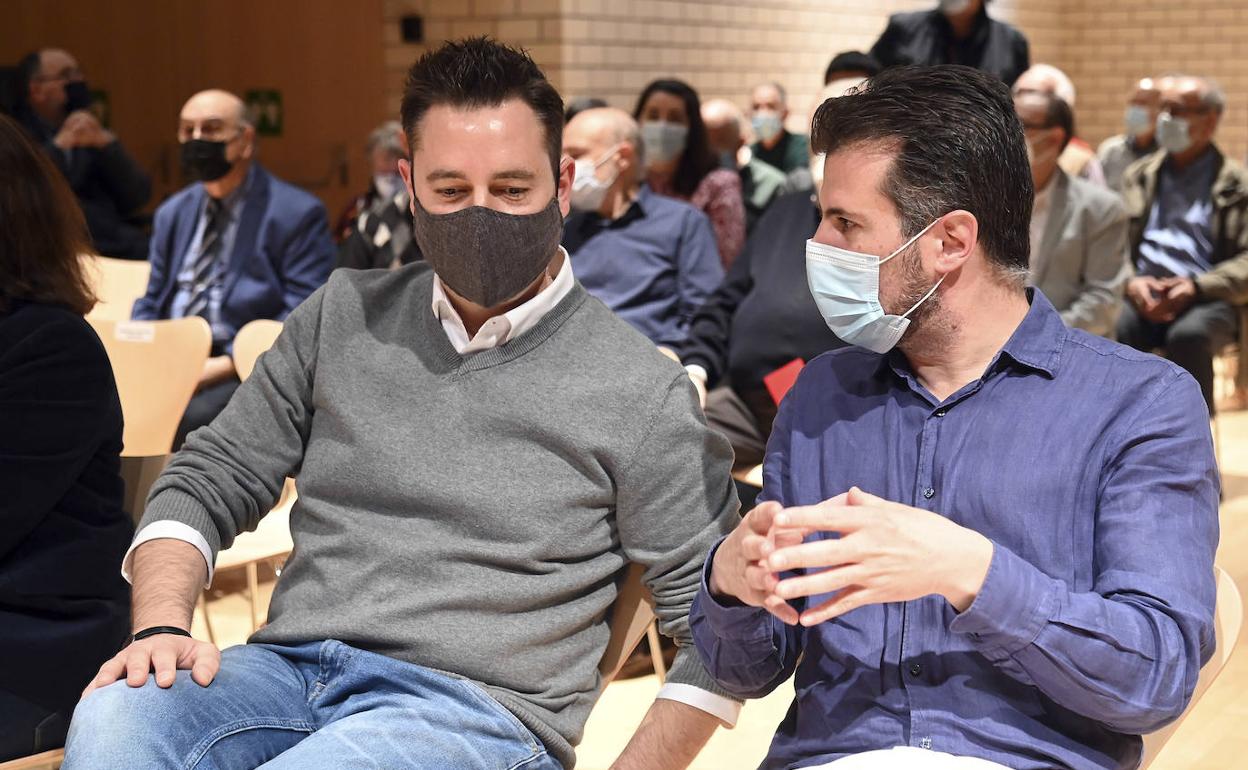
[811,64,1032,277]
[0,112,95,315]
[824,51,882,85]
[633,78,717,198]
[400,37,563,180]
[9,51,43,112]
[1017,90,1074,154]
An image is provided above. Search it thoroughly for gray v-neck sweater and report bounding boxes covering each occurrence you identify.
[141,265,740,767]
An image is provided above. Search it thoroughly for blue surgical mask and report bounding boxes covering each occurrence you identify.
[751,111,783,144]
[805,219,945,354]
[1124,105,1152,138]
[641,121,688,165]
[1155,112,1192,154]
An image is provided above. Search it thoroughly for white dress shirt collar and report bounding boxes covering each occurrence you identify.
[431,247,575,355]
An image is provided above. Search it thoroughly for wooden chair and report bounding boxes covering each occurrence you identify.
[120,454,171,525]
[199,318,293,642]
[1140,565,1243,767]
[87,317,211,457]
[599,564,663,684]
[231,319,284,381]
[0,749,63,770]
[81,254,151,322]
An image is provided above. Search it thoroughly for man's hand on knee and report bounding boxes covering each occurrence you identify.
[83,634,220,699]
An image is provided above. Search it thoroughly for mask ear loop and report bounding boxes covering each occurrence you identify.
[881,216,948,319]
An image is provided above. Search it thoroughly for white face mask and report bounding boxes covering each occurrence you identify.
[570,146,622,212]
[641,121,688,165]
[373,173,402,200]
[939,0,973,14]
[751,111,784,144]
[1155,112,1193,154]
[1124,105,1152,139]
[805,218,945,354]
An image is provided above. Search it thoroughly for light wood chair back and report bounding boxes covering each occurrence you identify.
[82,255,151,322]
[0,748,63,769]
[1141,565,1243,767]
[88,317,211,456]
[232,320,284,382]
[598,564,657,682]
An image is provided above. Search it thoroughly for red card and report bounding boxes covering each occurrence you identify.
[764,358,805,405]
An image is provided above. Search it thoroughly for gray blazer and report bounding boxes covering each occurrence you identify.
[1031,170,1131,338]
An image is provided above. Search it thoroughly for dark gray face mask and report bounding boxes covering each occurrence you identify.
[410,192,564,308]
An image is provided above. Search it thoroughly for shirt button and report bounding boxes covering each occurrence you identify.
[909,662,922,676]
[923,487,935,499]
[934,408,947,417]
[920,737,933,750]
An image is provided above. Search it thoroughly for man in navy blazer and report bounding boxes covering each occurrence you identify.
[133,89,333,447]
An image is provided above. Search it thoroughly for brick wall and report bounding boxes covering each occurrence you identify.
[1061,1,1248,161]
[382,0,1247,160]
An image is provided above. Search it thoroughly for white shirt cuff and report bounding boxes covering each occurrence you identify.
[122,521,215,588]
[685,364,709,385]
[655,682,741,727]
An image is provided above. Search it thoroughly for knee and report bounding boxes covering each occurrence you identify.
[63,680,167,767]
[1164,323,1214,355]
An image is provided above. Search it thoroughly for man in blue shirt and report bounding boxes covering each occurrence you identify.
[132,90,334,446]
[1117,75,1248,413]
[692,65,1218,770]
[562,107,723,347]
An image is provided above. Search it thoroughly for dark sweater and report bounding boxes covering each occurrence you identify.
[675,190,845,430]
[870,7,1030,87]
[0,301,131,712]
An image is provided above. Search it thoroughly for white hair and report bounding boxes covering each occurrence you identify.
[1016,63,1076,108]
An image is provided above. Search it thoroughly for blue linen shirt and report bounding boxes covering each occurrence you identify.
[562,186,724,347]
[171,167,253,349]
[691,291,1218,770]
[1136,149,1218,279]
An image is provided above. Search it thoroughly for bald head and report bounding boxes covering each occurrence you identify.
[563,107,642,188]
[702,99,744,156]
[1014,63,1077,108]
[177,88,256,193]
[181,89,249,128]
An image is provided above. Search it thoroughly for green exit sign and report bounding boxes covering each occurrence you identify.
[245,89,283,137]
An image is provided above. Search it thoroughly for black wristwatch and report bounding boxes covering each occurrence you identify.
[129,626,192,644]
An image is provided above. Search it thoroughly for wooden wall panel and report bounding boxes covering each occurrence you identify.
[1,0,390,222]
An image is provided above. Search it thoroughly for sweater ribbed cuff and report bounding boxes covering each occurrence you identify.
[666,644,742,703]
[138,488,223,559]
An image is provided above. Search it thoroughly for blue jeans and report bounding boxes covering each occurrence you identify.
[63,640,560,770]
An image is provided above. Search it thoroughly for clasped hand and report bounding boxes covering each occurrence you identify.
[710,487,993,627]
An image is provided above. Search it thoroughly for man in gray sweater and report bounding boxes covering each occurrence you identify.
[64,38,740,770]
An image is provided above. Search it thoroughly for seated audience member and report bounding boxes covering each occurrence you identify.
[131,89,334,448]
[823,50,882,87]
[782,79,866,195]
[702,98,786,232]
[1099,77,1162,194]
[65,39,739,770]
[563,107,724,347]
[1016,90,1129,337]
[13,49,151,260]
[748,82,808,175]
[0,113,131,761]
[336,121,425,272]
[1014,63,1107,186]
[1118,75,1248,413]
[333,120,407,241]
[693,65,1217,770]
[870,0,1029,86]
[636,79,746,266]
[674,186,843,475]
[564,95,607,124]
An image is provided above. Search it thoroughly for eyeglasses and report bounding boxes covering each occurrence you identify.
[177,121,244,144]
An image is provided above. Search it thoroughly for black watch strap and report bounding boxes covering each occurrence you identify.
[130,625,192,643]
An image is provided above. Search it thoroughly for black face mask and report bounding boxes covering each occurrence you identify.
[63,80,92,113]
[410,190,564,309]
[181,139,234,182]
